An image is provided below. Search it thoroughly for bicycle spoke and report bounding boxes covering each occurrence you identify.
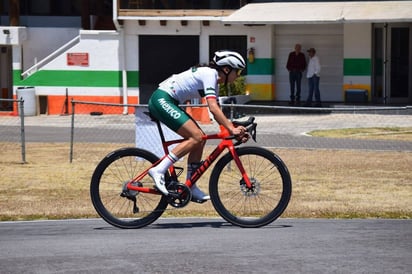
[210,147,291,228]
[90,148,168,228]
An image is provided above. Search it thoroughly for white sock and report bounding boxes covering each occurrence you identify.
[152,152,179,174]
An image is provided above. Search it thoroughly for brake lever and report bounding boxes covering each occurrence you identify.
[247,123,257,142]
[231,123,257,146]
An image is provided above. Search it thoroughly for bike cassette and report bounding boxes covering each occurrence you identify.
[120,181,142,214]
[121,181,142,197]
[166,182,192,208]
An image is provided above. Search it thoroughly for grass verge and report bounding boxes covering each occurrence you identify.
[0,141,411,221]
[309,127,412,141]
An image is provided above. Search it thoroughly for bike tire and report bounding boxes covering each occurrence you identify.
[90,147,168,229]
[209,146,292,228]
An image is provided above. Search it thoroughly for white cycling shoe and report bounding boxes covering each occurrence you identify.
[191,185,210,203]
[148,169,169,195]
[149,169,209,202]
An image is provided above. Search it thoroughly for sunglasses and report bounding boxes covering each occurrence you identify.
[236,69,243,76]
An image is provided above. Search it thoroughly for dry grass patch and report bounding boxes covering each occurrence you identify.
[1,142,411,220]
[277,149,411,218]
[309,127,412,141]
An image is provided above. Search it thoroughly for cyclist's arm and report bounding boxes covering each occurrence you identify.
[206,97,244,135]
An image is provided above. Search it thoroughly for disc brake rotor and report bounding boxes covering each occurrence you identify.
[239,178,260,197]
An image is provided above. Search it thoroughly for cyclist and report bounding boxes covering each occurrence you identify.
[148,50,249,203]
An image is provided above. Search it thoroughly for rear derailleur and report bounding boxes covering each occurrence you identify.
[120,181,142,214]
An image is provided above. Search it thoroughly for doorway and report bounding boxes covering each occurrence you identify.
[209,35,247,63]
[0,45,12,111]
[373,24,412,104]
[138,35,199,104]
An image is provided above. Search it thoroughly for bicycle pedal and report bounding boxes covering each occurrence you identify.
[190,198,208,204]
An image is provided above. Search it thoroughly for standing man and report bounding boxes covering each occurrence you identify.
[304,48,322,107]
[286,44,306,105]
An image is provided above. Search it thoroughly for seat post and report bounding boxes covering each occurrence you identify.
[144,111,167,145]
[154,119,167,145]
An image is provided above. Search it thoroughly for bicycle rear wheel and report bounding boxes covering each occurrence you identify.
[90,147,168,229]
[209,146,292,228]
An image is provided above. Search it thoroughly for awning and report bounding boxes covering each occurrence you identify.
[222,1,412,24]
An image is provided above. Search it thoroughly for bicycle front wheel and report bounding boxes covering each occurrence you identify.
[209,147,292,228]
[90,147,168,229]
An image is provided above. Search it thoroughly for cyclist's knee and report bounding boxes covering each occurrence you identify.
[177,123,205,147]
[188,131,204,146]
[194,131,205,144]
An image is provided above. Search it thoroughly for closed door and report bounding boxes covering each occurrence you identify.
[388,26,411,103]
[209,35,247,61]
[373,24,412,104]
[0,46,12,110]
[139,35,199,104]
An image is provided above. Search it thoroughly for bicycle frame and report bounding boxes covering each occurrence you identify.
[126,119,253,195]
[91,114,291,228]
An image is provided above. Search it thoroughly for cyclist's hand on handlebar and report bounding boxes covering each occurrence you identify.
[232,126,250,143]
[237,132,250,143]
[231,125,245,135]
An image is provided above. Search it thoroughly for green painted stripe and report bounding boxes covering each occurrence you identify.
[344,58,371,76]
[127,71,139,87]
[247,58,274,75]
[13,70,22,84]
[13,70,139,87]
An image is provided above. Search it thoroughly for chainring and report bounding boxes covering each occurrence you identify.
[166,182,192,208]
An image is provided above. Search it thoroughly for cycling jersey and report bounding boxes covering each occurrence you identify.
[148,66,218,131]
[158,66,219,103]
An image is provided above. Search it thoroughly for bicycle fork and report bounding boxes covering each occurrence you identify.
[226,144,254,189]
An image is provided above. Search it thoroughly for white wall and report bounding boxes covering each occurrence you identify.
[274,24,344,101]
[22,28,80,71]
[23,30,125,97]
[343,23,372,87]
[344,24,372,57]
[46,30,121,70]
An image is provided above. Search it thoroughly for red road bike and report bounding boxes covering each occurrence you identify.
[90,115,292,228]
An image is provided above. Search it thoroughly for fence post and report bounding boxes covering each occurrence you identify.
[70,99,75,163]
[19,99,26,163]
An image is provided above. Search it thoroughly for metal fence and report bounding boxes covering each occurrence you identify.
[0,98,26,163]
[1,100,411,218]
[1,99,412,220]
[1,100,412,164]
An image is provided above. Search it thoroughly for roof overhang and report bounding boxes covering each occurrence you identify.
[118,9,233,21]
[222,1,412,24]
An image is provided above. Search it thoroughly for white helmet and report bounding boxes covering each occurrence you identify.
[213,50,246,70]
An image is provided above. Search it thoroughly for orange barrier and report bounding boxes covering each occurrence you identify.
[185,98,211,124]
[11,94,18,116]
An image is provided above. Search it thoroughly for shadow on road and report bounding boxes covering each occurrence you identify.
[93,219,293,230]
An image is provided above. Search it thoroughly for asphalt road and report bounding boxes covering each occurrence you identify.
[0,218,410,274]
[2,125,411,152]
